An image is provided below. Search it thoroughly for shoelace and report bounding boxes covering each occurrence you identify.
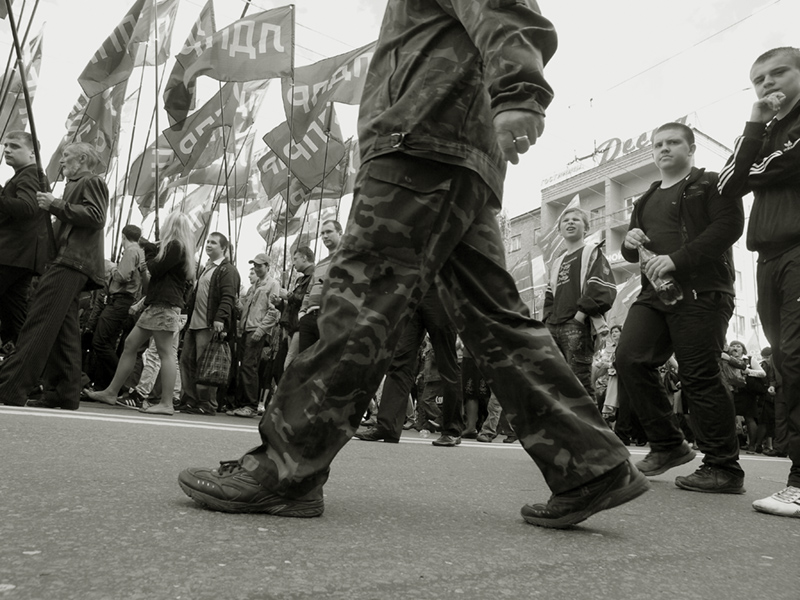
[774,486,800,502]
[217,460,243,475]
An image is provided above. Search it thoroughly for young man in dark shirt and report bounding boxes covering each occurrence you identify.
[617,122,745,493]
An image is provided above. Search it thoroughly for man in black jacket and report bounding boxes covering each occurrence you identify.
[179,232,239,415]
[616,122,746,493]
[718,47,800,518]
[0,131,51,347]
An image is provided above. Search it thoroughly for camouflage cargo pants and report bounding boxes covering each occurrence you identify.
[242,154,629,498]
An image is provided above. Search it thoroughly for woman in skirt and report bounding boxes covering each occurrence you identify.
[86,211,195,415]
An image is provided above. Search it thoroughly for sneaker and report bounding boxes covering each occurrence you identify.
[674,464,745,494]
[26,397,80,410]
[181,405,215,416]
[432,434,461,447]
[503,435,518,444]
[178,461,324,517]
[476,434,493,443]
[635,441,696,476]
[462,430,478,439]
[353,428,399,443]
[521,460,651,529]
[752,486,800,518]
[233,406,258,418]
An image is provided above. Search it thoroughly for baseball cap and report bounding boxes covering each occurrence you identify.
[249,253,270,266]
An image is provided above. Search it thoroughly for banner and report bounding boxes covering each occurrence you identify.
[127,133,181,196]
[263,104,345,190]
[182,6,293,84]
[283,40,375,142]
[46,83,127,181]
[78,0,169,96]
[130,0,180,67]
[0,0,14,19]
[165,0,216,126]
[0,28,43,135]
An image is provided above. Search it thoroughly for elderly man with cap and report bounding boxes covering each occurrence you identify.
[232,253,281,418]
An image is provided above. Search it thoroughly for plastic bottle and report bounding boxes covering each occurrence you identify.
[637,244,684,305]
[419,429,431,438]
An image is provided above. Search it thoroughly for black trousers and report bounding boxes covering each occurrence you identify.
[0,264,34,346]
[90,294,135,388]
[616,292,742,476]
[376,288,464,439]
[0,265,88,408]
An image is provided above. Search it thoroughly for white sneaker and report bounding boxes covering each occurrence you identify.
[752,486,800,518]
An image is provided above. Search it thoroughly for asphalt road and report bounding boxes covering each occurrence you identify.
[1,403,798,600]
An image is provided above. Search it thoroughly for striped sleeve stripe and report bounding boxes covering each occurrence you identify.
[586,277,617,290]
[717,136,745,190]
[749,137,800,176]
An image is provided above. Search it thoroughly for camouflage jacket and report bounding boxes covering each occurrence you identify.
[357,0,557,200]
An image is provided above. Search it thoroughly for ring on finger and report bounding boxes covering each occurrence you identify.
[513,135,529,144]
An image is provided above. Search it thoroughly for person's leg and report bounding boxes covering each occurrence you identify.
[239,331,267,411]
[91,295,134,388]
[179,329,198,407]
[86,326,152,403]
[297,312,320,354]
[547,321,596,402]
[615,303,683,451]
[433,210,631,494]
[668,293,742,476]
[149,329,178,411]
[136,338,161,398]
[419,291,464,441]
[370,310,424,440]
[478,392,502,439]
[0,266,87,407]
[0,265,33,346]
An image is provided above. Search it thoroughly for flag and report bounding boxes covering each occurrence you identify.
[263,104,346,190]
[0,28,43,135]
[0,0,14,19]
[165,0,216,126]
[181,184,217,250]
[164,80,269,174]
[130,0,180,66]
[283,40,375,142]
[127,134,181,196]
[182,6,293,84]
[257,149,289,199]
[78,0,177,97]
[606,275,642,328]
[45,83,127,181]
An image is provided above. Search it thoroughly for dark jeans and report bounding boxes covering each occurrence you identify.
[547,318,595,401]
[756,247,800,487]
[237,331,268,409]
[91,294,135,389]
[376,288,464,439]
[297,311,320,353]
[0,265,87,407]
[0,264,34,345]
[616,292,742,476]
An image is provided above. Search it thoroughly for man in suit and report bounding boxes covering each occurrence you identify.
[0,131,51,347]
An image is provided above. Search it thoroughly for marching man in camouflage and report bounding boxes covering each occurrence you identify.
[178,0,650,529]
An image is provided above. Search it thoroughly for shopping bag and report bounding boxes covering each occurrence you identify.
[196,334,231,386]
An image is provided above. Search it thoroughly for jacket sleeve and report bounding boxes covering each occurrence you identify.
[0,167,41,220]
[256,304,281,338]
[670,174,744,275]
[718,120,800,197]
[213,265,239,327]
[49,176,108,230]
[577,249,617,316]
[442,0,557,117]
[542,287,553,323]
[620,201,642,264]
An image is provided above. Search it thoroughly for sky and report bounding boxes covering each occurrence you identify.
[1,0,798,269]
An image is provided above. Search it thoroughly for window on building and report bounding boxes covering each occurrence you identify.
[735,270,742,291]
[589,207,606,230]
[510,235,521,252]
[736,315,746,335]
[532,228,540,245]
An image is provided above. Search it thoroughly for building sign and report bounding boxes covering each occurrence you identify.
[596,115,690,165]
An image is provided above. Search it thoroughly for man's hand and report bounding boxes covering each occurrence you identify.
[750,91,785,123]
[493,109,545,165]
[213,320,225,335]
[644,255,676,283]
[36,191,55,210]
[623,228,650,250]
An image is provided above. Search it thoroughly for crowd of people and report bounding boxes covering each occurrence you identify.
[2,0,799,528]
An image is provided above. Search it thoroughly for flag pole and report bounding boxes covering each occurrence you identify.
[152,0,161,241]
[3,0,46,192]
[0,0,30,115]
